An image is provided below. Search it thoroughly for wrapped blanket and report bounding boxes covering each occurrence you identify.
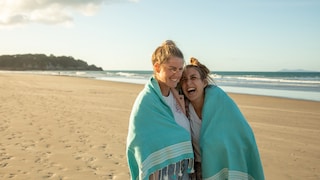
[201,85,264,180]
[126,77,194,180]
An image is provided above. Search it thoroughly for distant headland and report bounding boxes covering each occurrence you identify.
[0,54,103,71]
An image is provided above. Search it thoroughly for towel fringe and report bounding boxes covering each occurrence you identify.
[178,160,183,177]
[188,158,195,173]
[163,165,169,180]
[151,158,194,179]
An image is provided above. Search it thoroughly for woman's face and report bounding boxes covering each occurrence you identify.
[181,67,207,103]
[154,57,184,95]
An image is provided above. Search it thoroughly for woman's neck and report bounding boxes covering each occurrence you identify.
[191,96,204,119]
[158,81,170,97]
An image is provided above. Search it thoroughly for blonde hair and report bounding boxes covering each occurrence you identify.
[151,40,184,66]
[186,57,214,84]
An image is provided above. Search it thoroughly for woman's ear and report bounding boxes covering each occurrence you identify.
[153,62,160,73]
[203,79,208,88]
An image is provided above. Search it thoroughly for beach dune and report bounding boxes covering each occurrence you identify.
[0,73,319,179]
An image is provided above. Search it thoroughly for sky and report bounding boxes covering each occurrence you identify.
[0,0,319,72]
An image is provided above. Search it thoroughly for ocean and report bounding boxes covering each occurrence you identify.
[6,70,320,102]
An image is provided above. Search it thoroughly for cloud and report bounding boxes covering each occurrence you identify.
[0,0,138,27]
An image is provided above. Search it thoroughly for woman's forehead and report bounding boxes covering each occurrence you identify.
[167,56,184,63]
[183,67,200,75]
[164,57,184,67]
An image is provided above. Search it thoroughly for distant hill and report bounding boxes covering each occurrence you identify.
[278,69,317,72]
[0,54,103,71]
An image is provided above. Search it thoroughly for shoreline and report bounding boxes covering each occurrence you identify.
[1,70,319,102]
[0,73,319,179]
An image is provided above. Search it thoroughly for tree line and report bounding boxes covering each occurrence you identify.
[0,54,103,71]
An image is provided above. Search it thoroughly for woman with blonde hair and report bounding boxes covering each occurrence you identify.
[127,40,194,180]
[180,57,264,180]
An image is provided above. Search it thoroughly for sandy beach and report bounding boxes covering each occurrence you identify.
[0,73,319,180]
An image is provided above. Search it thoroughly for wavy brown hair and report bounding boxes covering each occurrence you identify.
[151,40,184,66]
[184,57,214,84]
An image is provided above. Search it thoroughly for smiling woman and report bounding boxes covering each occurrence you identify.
[180,57,265,180]
[126,40,195,180]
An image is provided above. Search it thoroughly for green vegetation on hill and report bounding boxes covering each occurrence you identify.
[0,54,103,71]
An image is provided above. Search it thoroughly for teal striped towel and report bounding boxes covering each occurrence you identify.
[126,77,194,180]
[201,85,265,180]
